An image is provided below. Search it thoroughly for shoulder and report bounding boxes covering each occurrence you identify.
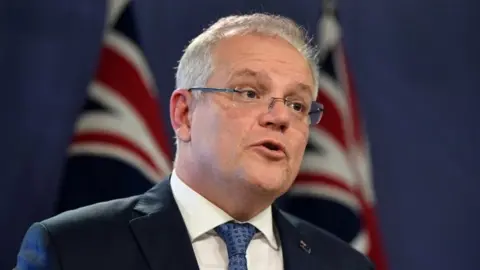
[280,210,375,269]
[16,196,142,269]
[40,195,141,237]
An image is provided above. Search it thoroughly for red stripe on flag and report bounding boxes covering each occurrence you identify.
[315,90,348,149]
[95,46,173,160]
[72,132,160,175]
[336,44,364,145]
[353,188,389,270]
[296,172,354,193]
[336,44,389,270]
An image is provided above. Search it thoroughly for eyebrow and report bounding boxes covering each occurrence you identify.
[227,68,314,97]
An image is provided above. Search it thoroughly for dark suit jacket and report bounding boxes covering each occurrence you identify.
[16,178,374,270]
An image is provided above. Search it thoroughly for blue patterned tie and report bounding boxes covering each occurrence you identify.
[215,221,257,270]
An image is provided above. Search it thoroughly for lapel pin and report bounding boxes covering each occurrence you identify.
[299,240,311,254]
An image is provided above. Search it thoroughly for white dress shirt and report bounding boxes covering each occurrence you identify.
[170,169,284,270]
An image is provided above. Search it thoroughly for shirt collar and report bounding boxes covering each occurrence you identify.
[170,169,279,249]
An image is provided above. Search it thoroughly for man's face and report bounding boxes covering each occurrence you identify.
[187,34,314,197]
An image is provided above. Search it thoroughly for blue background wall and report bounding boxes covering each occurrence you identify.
[1,0,479,269]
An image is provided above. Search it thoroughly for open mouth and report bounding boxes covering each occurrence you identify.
[253,140,286,160]
[262,142,281,151]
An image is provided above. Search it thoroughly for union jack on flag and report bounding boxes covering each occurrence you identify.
[278,1,388,269]
[55,0,172,213]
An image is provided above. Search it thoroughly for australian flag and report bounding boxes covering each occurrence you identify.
[278,1,388,269]
[55,0,172,213]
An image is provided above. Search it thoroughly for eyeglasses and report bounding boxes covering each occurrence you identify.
[189,87,324,126]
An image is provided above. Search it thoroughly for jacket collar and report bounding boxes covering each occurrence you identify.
[130,176,321,270]
[130,177,199,270]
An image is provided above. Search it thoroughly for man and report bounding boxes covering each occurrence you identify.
[16,13,374,270]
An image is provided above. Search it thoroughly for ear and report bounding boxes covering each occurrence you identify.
[169,89,194,143]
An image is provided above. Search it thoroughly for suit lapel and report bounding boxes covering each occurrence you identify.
[273,206,328,270]
[129,178,199,270]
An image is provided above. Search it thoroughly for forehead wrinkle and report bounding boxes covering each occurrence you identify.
[225,67,272,85]
[286,82,314,99]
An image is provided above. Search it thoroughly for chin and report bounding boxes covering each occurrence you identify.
[235,158,294,195]
[247,171,291,196]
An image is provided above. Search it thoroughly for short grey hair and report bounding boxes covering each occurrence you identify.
[173,13,320,158]
[175,13,320,96]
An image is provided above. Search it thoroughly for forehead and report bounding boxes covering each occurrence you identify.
[208,34,315,95]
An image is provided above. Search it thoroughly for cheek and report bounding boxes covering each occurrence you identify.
[221,105,254,136]
[192,107,222,149]
[289,132,309,162]
[207,106,250,151]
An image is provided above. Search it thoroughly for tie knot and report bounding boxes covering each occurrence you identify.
[215,222,257,256]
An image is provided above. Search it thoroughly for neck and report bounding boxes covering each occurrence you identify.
[174,156,273,221]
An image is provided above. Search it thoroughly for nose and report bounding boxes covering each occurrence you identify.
[258,98,290,132]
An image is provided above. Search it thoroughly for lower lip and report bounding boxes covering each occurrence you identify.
[252,145,286,160]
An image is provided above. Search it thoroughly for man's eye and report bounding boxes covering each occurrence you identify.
[289,102,307,112]
[238,89,259,99]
